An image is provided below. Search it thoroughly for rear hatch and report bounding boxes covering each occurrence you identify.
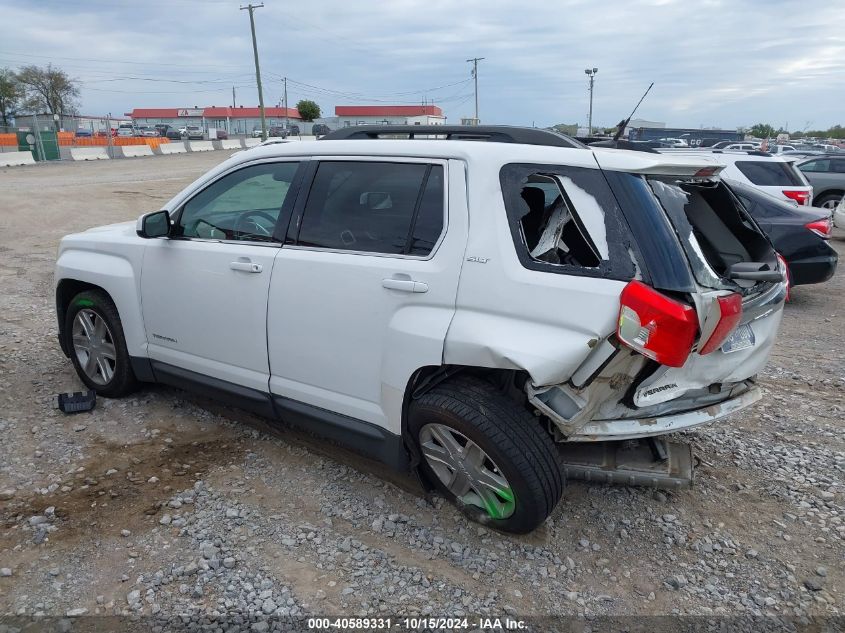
[533,153,788,435]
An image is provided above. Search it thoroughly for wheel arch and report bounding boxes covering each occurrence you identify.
[400,364,538,469]
[813,188,844,205]
[56,279,111,357]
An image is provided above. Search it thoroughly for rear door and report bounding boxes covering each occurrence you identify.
[267,157,466,435]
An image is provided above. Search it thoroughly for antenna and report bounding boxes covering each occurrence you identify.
[613,82,654,141]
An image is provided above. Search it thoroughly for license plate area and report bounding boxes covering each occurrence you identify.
[721,323,755,353]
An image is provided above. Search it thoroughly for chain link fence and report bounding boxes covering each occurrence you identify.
[1,115,173,161]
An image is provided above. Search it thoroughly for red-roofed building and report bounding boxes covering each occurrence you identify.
[334,105,445,128]
[126,106,301,135]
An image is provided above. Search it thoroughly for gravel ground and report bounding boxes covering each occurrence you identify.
[0,155,842,628]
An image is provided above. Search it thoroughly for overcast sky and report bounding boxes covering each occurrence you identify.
[1,0,843,130]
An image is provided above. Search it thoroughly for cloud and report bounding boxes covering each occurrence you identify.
[0,0,842,129]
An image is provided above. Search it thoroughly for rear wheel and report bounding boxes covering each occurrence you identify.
[409,375,564,533]
[816,193,842,210]
[64,290,138,397]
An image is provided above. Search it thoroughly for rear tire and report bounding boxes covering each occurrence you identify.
[815,193,842,210]
[409,375,564,533]
[64,290,138,398]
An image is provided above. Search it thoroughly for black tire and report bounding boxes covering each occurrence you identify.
[64,289,138,398]
[815,193,842,210]
[409,375,564,533]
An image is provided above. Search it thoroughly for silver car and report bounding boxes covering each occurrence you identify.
[796,155,845,209]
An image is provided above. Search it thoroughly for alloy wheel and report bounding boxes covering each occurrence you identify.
[72,309,117,386]
[419,423,516,519]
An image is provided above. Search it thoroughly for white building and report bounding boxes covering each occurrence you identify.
[334,105,445,127]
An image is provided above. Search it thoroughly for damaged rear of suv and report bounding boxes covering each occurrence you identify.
[425,142,785,532]
[504,157,786,443]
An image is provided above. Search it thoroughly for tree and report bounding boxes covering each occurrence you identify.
[15,64,80,129]
[295,99,320,122]
[749,123,776,139]
[0,68,22,127]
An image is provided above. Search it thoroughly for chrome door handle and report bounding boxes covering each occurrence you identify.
[382,278,428,293]
[229,261,263,273]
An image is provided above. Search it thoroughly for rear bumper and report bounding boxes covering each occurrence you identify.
[566,385,761,442]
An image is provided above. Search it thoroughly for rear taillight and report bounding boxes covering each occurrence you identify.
[776,253,791,302]
[617,281,698,368]
[782,190,810,206]
[698,293,743,355]
[805,217,832,238]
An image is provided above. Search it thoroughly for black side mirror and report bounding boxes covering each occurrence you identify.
[136,210,171,238]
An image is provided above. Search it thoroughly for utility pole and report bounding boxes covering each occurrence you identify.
[466,57,484,125]
[232,86,236,109]
[585,67,598,135]
[241,3,267,140]
[283,76,288,131]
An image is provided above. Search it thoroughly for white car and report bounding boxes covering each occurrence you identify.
[658,137,689,147]
[660,149,813,206]
[55,126,787,533]
[834,195,845,229]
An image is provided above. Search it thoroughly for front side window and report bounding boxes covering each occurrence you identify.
[297,161,444,256]
[177,162,299,242]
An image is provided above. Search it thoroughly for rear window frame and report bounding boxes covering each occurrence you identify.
[499,163,640,283]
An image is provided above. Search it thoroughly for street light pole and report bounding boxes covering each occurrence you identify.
[466,57,485,125]
[241,3,267,141]
[585,67,598,135]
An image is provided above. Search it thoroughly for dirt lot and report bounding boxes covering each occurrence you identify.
[0,154,842,627]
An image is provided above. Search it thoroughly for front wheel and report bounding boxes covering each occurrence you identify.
[64,290,138,397]
[409,376,564,533]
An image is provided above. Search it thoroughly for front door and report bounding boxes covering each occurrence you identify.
[267,158,466,434]
[140,160,302,392]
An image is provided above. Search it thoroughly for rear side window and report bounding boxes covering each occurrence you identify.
[735,160,803,186]
[799,159,830,173]
[500,164,637,281]
[297,161,444,256]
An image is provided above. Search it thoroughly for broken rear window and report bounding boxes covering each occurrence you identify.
[499,164,639,282]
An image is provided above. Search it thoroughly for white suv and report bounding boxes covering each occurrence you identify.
[55,126,787,533]
[660,148,813,206]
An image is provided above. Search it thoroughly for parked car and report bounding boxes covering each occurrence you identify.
[729,181,837,288]
[55,125,787,533]
[660,149,813,206]
[311,123,331,137]
[135,126,159,138]
[212,129,228,140]
[794,155,845,210]
[165,127,184,140]
[75,128,93,138]
[657,137,688,147]
[834,195,845,229]
[154,124,172,137]
[288,124,300,136]
[268,126,289,138]
[116,127,135,138]
[185,126,204,140]
[252,128,265,138]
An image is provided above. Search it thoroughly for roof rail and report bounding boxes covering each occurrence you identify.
[320,125,585,149]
